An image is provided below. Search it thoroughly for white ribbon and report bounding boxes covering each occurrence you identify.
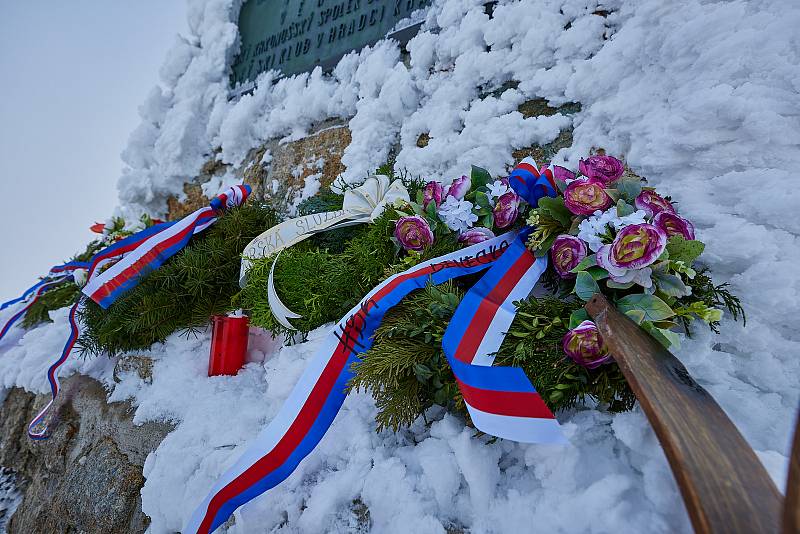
[240,175,410,330]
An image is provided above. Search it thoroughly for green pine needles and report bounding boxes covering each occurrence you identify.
[78,203,278,356]
[350,282,636,432]
[21,281,81,328]
[238,208,400,337]
[21,239,105,328]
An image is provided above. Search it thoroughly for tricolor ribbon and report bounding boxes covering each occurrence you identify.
[0,262,90,344]
[187,157,564,533]
[83,184,251,308]
[23,185,250,440]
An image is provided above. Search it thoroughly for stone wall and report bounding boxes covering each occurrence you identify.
[165,98,577,221]
[0,375,172,533]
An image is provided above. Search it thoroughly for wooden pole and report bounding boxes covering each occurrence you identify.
[585,293,783,534]
[785,410,800,534]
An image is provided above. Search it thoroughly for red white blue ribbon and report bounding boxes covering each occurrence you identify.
[24,185,251,440]
[83,185,251,308]
[0,262,91,344]
[186,159,563,533]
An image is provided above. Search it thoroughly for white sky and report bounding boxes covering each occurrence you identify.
[0,2,187,302]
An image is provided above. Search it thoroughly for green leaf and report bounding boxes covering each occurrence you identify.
[425,201,437,220]
[616,199,635,217]
[571,254,597,273]
[475,191,492,210]
[614,178,642,202]
[574,271,600,301]
[538,196,572,226]
[615,294,675,321]
[642,321,681,349]
[413,363,434,381]
[606,279,635,289]
[653,272,691,297]
[625,309,646,324]
[482,213,494,228]
[586,266,609,281]
[471,165,493,189]
[569,308,589,328]
[666,235,705,264]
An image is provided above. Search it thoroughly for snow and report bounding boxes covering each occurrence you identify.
[2,0,799,531]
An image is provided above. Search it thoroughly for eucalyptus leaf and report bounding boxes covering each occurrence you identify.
[571,254,597,273]
[586,266,609,280]
[616,199,635,217]
[574,271,600,301]
[654,272,691,297]
[606,279,635,289]
[625,309,646,324]
[615,178,642,202]
[642,322,675,349]
[615,294,675,321]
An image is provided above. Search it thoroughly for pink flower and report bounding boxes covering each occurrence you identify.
[654,211,695,240]
[394,216,434,251]
[563,178,613,215]
[596,223,667,273]
[550,235,587,278]
[447,175,471,200]
[493,191,520,228]
[458,227,495,245]
[562,320,612,369]
[551,165,576,182]
[422,181,444,209]
[579,155,624,184]
[634,190,675,218]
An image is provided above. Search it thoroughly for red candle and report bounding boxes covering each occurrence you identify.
[208,314,250,376]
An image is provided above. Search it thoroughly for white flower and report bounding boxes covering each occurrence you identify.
[486,180,511,205]
[438,196,478,233]
[577,208,648,252]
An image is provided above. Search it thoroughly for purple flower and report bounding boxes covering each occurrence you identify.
[550,235,588,278]
[493,191,520,228]
[564,178,613,215]
[550,165,576,183]
[394,216,434,251]
[422,181,444,209]
[579,155,624,184]
[634,190,675,218]
[447,175,471,200]
[654,211,695,240]
[458,227,495,245]
[562,320,612,369]
[596,223,667,274]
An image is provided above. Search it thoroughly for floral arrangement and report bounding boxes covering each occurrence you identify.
[386,153,742,375]
[64,153,741,432]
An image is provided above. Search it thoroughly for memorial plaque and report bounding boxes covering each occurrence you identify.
[231,0,429,91]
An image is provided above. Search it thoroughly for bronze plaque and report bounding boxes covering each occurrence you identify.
[232,0,428,90]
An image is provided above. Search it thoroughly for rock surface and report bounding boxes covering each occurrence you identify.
[0,376,172,533]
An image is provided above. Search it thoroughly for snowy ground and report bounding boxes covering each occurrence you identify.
[1,0,799,531]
